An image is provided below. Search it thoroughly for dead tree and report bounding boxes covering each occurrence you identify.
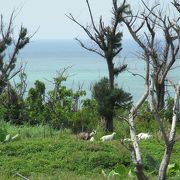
[126,54,150,180]
[149,76,180,180]
[122,0,179,111]
[119,1,179,179]
[0,11,30,94]
[67,0,129,131]
[172,0,180,12]
[172,0,180,47]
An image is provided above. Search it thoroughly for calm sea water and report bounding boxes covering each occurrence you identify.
[16,39,179,102]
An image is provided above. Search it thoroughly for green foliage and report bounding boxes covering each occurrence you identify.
[26,80,46,124]
[70,98,99,132]
[140,140,180,177]
[0,71,94,131]
[138,101,153,122]
[0,84,26,124]
[113,0,130,22]
[0,18,29,94]
[167,163,179,176]
[45,73,86,129]
[145,154,159,174]
[92,77,132,130]
[135,101,158,133]
[0,121,180,179]
[163,97,175,122]
[0,129,131,178]
[135,100,178,134]
[102,169,120,179]
[71,109,98,133]
[113,118,130,139]
[0,126,7,142]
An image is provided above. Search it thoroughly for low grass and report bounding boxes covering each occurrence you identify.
[0,121,179,179]
[0,136,130,179]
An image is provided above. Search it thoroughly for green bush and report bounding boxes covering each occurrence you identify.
[70,99,99,132]
[0,86,25,124]
[92,77,132,118]
[0,127,7,142]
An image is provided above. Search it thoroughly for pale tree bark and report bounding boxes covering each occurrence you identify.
[127,55,150,180]
[158,81,180,180]
[122,0,179,111]
[149,76,180,180]
[171,0,180,49]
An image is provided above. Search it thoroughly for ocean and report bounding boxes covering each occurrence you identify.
[16,39,179,102]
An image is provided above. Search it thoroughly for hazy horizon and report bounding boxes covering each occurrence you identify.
[1,0,171,40]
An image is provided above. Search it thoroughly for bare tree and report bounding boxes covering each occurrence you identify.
[172,0,180,12]
[149,76,180,180]
[172,0,180,48]
[122,0,179,111]
[67,0,130,131]
[125,54,150,180]
[0,11,30,94]
[119,1,179,179]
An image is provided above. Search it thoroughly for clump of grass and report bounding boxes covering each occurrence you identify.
[0,120,61,139]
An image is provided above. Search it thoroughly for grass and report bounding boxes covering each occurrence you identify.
[0,138,130,179]
[0,121,180,179]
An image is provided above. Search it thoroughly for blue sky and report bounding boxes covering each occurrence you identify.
[1,0,170,40]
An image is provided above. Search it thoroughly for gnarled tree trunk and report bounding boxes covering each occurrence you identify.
[155,81,165,111]
[158,145,174,180]
[105,115,113,132]
[129,108,148,180]
[126,57,150,180]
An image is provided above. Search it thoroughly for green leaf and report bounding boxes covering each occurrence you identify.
[167,163,179,176]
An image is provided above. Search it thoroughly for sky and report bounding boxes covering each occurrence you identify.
[1,0,171,40]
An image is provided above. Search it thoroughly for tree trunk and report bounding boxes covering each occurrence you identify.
[105,112,114,132]
[107,58,114,90]
[158,81,180,180]
[129,108,148,180]
[136,163,149,180]
[158,144,174,180]
[104,58,114,132]
[155,81,165,111]
[0,80,6,94]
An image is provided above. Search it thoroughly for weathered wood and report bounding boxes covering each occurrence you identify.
[158,81,180,180]
[127,56,150,180]
[16,173,29,180]
[122,0,179,111]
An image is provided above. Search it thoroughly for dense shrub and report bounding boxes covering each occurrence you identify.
[92,77,132,117]
[25,80,46,125]
[92,77,132,131]
[0,72,93,131]
[44,73,86,129]
[70,99,99,133]
[0,126,7,142]
[0,85,26,124]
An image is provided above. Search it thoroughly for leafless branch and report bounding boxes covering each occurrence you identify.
[127,69,145,80]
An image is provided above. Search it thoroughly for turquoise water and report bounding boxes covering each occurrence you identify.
[16,40,179,102]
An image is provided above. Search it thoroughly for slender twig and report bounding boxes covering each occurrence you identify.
[16,173,29,180]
